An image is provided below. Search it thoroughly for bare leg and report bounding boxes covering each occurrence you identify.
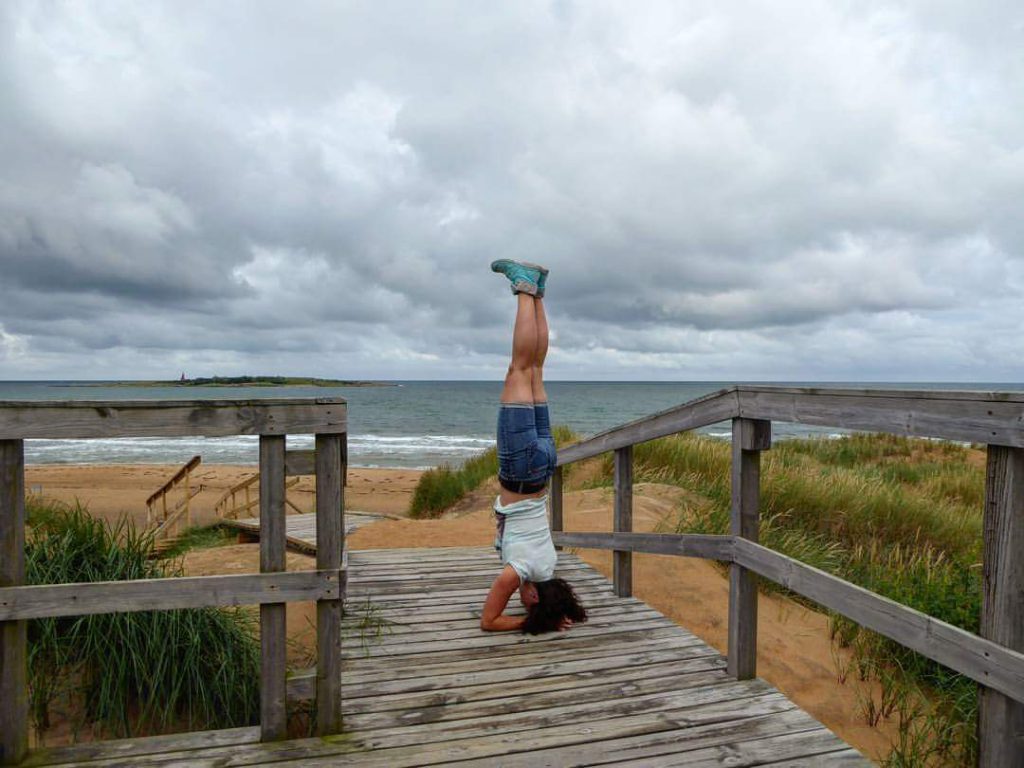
[501,293,538,404]
[532,297,548,404]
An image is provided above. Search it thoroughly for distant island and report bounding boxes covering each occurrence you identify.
[103,376,396,388]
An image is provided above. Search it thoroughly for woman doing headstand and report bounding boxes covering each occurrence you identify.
[480,260,588,634]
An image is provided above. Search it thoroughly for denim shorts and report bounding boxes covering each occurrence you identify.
[497,402,557,485]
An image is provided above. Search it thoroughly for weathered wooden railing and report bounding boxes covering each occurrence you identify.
[146,454,202,545]
[215,449,343,520]
[215,473,302,519]
[550,386,1024,767]
[0,399,348,765]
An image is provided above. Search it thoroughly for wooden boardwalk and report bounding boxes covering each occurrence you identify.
[28,542,868,766]
[220,511,384,555]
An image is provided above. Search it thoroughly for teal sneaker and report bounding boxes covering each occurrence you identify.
[490,259,545,296]
[521,261,549,298]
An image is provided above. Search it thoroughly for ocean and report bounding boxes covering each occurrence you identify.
[1,380,1021,468]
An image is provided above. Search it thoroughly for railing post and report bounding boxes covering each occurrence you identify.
[614,446,633,598]
[550,466,563,551]
[728,418,771,680]
[0,440,27,765]
[315,432,345,735]
[184,470,192,528]
[979,444,1024,767]
[259,435,287,741]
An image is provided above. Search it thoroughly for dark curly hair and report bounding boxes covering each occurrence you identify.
[522,578,588,635]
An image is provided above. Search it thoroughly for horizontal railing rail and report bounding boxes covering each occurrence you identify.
[556,386,1024,466]
[0,570,343,621]
[550,386,1024,767]
[0,398,349,765]
[549,531,1024,705]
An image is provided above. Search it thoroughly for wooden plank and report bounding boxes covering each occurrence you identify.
[614,445,633,598]
[322,692,796,768]
[979,444,1024,767]
[315,434,344,735]
[346,617,677,658]
[259,435,287,741]
[423,708,831,768]
[550,466,563,549]
[342,593,645,626]
[287,639,718,702]
[341,667,733,732]
[736,387,1024,447]
[106,683,786,767]
[332,610,672,650]
[637,727,865,767]
[733,538,1024,702]
[738,384,1024,403]
[20,727,260,767]
[340,660,729,723]
[0,440,27,765]
[430,708,829,768]
[30,691,795,767]
[556,389,738,465]
[285,449,316,477]
[336,625,689,667]
[728,417,769,680]
[552,532,733,561]
[0,570,341,620]
[558,385,1024,471]
[0,399,346,439]
[323,639,709,700]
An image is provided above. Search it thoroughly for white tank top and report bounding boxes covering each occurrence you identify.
[493,494,557,583]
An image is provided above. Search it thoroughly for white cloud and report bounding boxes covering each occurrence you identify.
[0,0,1022,381]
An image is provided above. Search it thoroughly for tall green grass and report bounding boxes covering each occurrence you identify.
[409,425,577,518]
[155,523,235,560]
[26,499,260,739]
[587,431,982,766]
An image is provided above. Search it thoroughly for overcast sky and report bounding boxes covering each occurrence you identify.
[1,2,1022,382]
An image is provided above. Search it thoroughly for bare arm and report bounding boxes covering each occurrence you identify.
[480,565,525,632]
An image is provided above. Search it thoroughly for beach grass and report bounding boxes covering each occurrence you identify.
[155,523,235,560]
[583,431,982,766]
[409,425,577,518]
[26,498,260,740]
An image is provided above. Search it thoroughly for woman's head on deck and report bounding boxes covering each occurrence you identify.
[521,578,588,635]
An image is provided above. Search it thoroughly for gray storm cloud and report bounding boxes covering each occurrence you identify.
[1,1,1022,381]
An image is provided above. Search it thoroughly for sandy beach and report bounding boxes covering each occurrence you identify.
[27,462,894,762]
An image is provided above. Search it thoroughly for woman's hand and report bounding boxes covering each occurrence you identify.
[557,617,574,632]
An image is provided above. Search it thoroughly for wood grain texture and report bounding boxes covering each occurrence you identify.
[0,440,27,765]
[549,467,563,548]
[613,446,633,598]
[556,389,739,465]
[552,531,734,561]
[315,433,344,735]
[979,445,1024,767]
[737,387,1024,447]
[556,386,1024,468]
[259,435,287,742]
[728,418,767,681]
[733,539,1024,702]
[285,450,316,477]
[0,398,346,439]
[0,570,341,621]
